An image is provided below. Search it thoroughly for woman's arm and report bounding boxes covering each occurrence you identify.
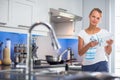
[78,36,98,56]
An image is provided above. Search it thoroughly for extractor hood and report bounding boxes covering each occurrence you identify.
[49,8,82,23]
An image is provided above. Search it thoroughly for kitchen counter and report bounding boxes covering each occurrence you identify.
[0,65,80,80]
[0,64,119,80]
[0,64,82,80]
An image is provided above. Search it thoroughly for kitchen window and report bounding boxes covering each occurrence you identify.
[115,0,120,74]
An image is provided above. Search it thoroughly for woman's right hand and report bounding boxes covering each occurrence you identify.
[89,41,99,47]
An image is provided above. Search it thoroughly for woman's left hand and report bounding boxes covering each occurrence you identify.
[106,39,113,46]
[105,45,112,55]
[105,39,113,55]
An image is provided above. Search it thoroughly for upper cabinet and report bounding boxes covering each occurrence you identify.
[9,0,38,27]
[0,0,9,26]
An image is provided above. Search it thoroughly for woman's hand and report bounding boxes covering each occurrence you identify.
[105,45,112,55]
[89,41,99,47]
[106,39,113,46]
[104,39,113,55]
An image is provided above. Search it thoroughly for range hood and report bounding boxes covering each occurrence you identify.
[49,8,82,23]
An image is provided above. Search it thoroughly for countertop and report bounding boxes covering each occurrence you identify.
[0,63,82,80]
[0,64,119,80]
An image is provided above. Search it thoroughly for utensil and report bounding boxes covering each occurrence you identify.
[45,55,64,65]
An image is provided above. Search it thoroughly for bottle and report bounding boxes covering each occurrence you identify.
[6,38,11,58]
[14,44,20,65]
[2,46,11,65]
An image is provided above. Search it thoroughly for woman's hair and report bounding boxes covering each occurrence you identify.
[89,8,102,16]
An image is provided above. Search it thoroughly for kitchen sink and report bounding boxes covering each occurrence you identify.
[32,68,79,76]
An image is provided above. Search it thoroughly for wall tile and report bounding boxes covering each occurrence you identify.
[0,31,27,61]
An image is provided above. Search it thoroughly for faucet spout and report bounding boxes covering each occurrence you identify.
[58,48,72,62]
[26,22,61,79]
[29,22,61,50]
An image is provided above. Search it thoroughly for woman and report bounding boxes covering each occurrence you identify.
[78,8,113,72]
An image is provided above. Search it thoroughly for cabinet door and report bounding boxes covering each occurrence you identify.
[0,0,9,25]
[9,0,37,27]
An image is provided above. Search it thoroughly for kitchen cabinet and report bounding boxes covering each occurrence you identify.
[0,0,9,26]
[9,0,38,27]
[0,0,39,34]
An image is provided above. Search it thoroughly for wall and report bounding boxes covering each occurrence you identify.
[109,0,115,73]
[58,39,79,60]
[32,35,80,60]
[82,0,109,30]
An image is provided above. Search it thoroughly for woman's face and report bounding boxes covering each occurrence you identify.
[89,10,102,26]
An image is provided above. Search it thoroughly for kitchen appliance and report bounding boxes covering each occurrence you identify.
[45,48,74,65]
[50,8,82,23]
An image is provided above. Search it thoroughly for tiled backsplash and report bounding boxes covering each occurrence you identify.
[0,31,27,61]
[0,31,80,62]
[58,39,78,60]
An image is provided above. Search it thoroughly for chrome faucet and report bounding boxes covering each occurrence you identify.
[58,48,73,62]
[26,22,61,79]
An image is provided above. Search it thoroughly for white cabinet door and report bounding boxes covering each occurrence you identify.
[9,0,37,27]
[0,0,9,25]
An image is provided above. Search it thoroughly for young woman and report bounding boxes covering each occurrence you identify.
[78,8,113,72]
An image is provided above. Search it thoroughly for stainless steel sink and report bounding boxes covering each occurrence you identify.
[32,68,78,77]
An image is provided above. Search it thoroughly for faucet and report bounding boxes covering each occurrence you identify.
[58,48,73,64]
[26,22,61,79]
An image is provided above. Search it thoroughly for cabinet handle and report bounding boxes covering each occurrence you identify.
[18,25,30,28]
[0,22,6,25]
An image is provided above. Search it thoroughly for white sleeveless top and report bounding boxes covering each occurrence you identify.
[78,29,113,65]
